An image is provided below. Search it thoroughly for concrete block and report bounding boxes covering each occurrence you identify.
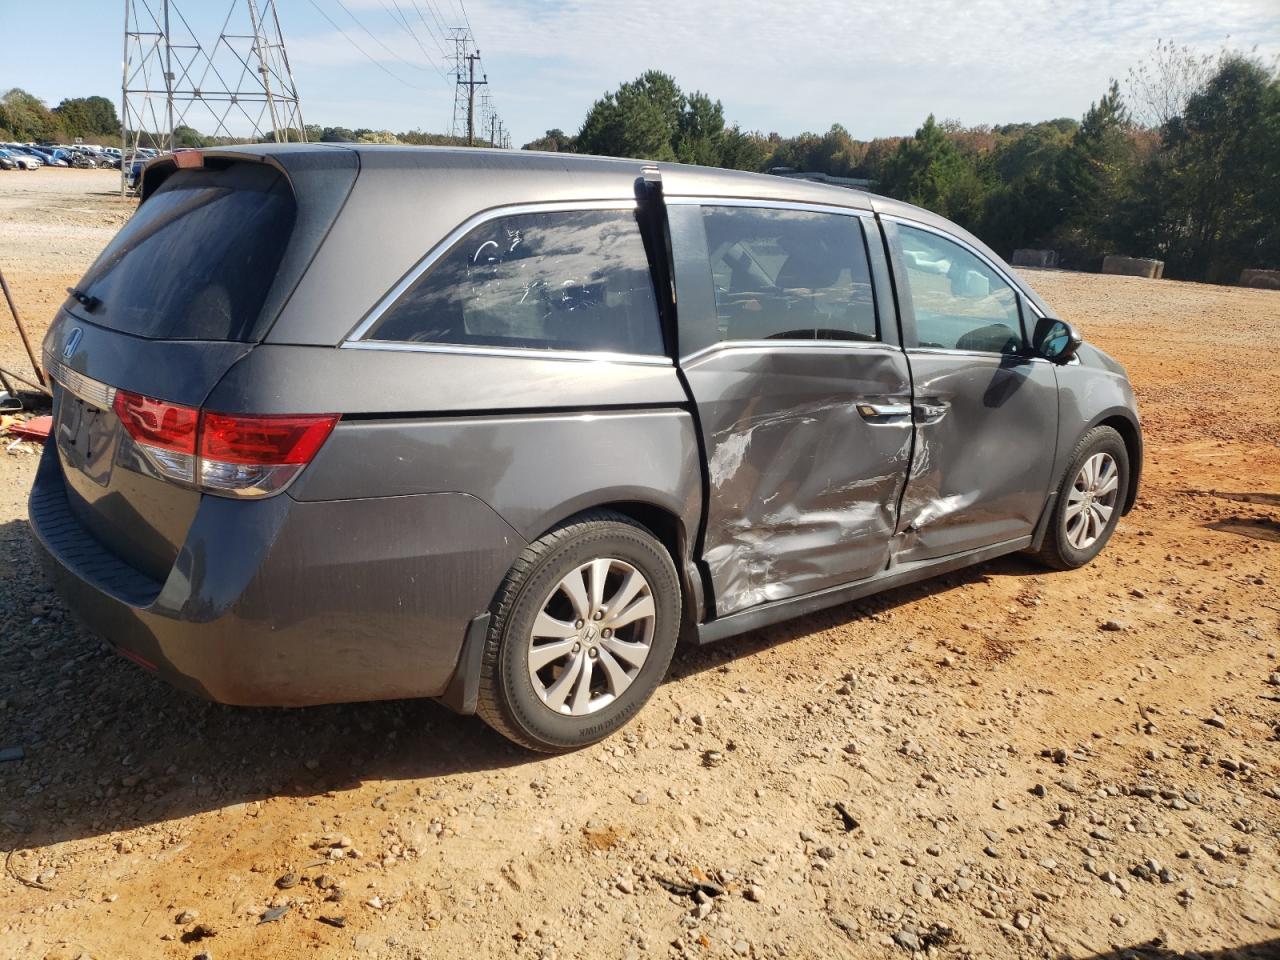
[1011,249,1059,268]
[1102,255,1164,279]
[1239,269,1280,290]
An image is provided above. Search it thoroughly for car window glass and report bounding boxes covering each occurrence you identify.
[700,206,878,343]
[74,163,295,341]
[897,225,1022,353]
[366,209,664,356]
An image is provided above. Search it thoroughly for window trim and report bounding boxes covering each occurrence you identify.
[669,196,883,356]
[680,338,902,366]
[342,199,672,366]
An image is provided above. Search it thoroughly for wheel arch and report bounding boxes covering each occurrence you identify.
[533,497,705,633]
[1092,410,1142,515]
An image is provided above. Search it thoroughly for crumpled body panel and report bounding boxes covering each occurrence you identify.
[684,345,914,615]
[894,353,1059,561]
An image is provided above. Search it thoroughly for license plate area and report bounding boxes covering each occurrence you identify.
[55,389,116,487]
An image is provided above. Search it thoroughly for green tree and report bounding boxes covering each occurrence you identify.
[575,70,685,161]
[979,121,1074,255]
[522,128,575,152]
[1055,80,1137,260]
[877,115,986,226]
[172,124,206,147]
[52,96,120,140]
[0,88,60,141]
[1141,55,1280,280]
[718,126,771,171]
[674,92,725,166]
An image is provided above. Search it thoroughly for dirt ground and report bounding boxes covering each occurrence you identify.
[1,169,1277,960]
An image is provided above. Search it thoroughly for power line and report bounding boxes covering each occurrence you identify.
[307,0,435,90]
[330,0,439,75]
[455,0,473,35]
[380,0,450,80]
[418,0,453,46]
[404,0,451,61]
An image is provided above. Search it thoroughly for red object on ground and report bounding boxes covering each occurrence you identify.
[7,415,51,441]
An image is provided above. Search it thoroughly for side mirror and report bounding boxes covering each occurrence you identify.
[1032,316,1082,364]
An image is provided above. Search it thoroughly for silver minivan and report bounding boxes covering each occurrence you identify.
[30,145,1141,751]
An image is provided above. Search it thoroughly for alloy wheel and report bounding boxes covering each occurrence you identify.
[1064,452,1120,550]
[526,558,657,716]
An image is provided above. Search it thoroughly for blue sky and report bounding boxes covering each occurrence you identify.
[2,0,1278,146]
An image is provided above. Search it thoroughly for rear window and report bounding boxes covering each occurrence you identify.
[364,208,664,356]
[74,163,295,341]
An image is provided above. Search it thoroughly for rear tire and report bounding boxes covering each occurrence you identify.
[475,510,681,753]
[1031,425,1129,570]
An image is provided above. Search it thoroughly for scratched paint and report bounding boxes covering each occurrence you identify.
[684,348,916,616]
[893,354,1060,562]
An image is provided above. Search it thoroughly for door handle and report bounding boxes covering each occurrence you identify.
[856,401,912,420]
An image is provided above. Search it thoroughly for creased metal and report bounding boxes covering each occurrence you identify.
[894,353,1059,561]
[683,347,914,615]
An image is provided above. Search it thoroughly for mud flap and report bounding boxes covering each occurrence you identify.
[1030,491,1058,552]
[437,612,491,715]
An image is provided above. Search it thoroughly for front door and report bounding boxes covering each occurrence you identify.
[669,200,914,615]
[885,218,1059,562]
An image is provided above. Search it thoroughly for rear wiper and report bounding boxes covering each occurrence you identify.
[66,286,101,312]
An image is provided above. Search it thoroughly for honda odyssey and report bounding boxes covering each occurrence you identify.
[30,144,1142,752]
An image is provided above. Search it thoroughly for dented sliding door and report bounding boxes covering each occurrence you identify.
[668,199,912,616]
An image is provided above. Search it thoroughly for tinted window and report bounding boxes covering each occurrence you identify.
[75,163,295,341]
[897,225,1023,353]
[367,209,663,356]
[700,206,878,343]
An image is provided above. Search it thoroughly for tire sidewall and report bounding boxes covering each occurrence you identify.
[495,524,679,750]
[1052,428,1129,567]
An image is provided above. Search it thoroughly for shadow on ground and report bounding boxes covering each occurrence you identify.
[0,509,1042,855]
[1081,938,1280,959]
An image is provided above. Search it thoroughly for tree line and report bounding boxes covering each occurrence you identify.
[0,90,482,152]
[0,90,122,144]
[525,47,1279,285]
[6,41,1274,285]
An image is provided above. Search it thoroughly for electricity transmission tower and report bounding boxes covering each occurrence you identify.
[121,0,306,193]
[449,28,492,146]
[448,28,471,140]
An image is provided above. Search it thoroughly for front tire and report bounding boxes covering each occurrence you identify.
[1031,425,1129,570]
[476,510,681,753]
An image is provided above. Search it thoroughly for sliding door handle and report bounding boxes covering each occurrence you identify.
[856,401,912,420]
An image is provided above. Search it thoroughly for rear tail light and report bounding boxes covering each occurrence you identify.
[198,411,339,496]
[112,390,198,483]
[112,389,338,498]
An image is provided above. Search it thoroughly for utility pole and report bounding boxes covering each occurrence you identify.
[464,51,486,146]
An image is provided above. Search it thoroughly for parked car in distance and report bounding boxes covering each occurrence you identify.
[31,145,1142,752]
[4,145,44,167]
[0,147,40,170]
[0,152,15,171]
[28,146,69,167]
[124,156,146,190]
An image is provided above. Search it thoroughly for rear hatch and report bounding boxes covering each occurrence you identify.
[44,148,357,583]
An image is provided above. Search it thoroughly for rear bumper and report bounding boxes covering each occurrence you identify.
[28,443,524,707]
